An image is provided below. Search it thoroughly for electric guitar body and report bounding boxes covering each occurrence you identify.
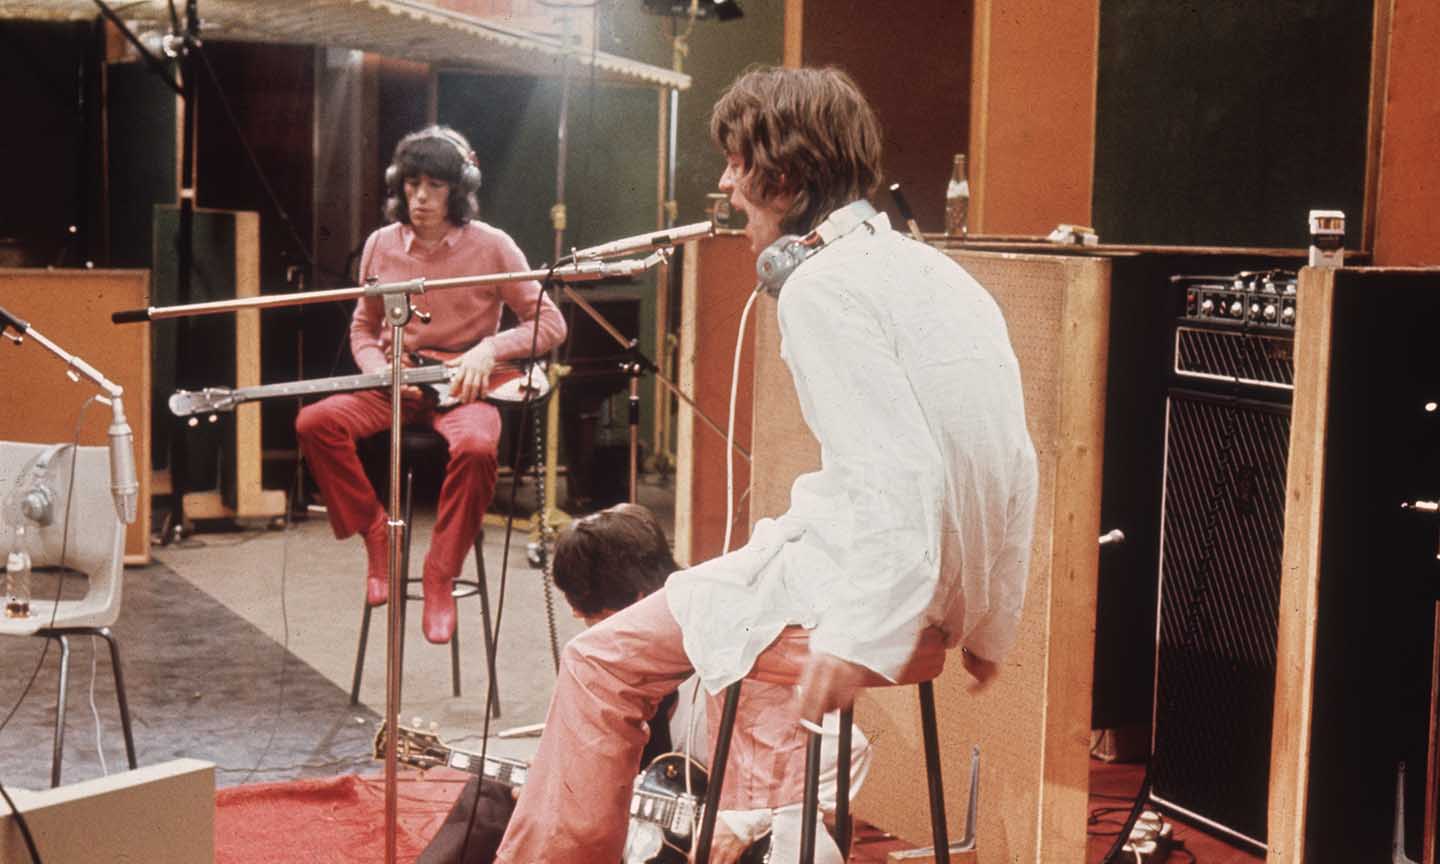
[632,753,771,864]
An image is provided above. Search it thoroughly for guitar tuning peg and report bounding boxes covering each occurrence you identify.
[188,417,199,427]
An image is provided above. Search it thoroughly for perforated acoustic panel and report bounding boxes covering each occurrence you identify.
[1152,391,1291,849]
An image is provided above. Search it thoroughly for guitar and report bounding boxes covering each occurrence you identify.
[169,351,548,419]
[376,722,771,864]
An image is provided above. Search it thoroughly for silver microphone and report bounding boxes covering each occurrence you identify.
[571,220,714,260]
[108,395,138,524]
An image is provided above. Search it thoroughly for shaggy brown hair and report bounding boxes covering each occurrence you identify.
[551,503,677,618]
[710,65,883,236]
[383,126,481,226]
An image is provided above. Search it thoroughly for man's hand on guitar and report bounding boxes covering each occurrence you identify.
[447,341,497,404]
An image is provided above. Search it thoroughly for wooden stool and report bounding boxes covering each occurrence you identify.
[349,430,500,718]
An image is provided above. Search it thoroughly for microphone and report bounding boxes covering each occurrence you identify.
[108,395,138,524]
[570,220,714,260]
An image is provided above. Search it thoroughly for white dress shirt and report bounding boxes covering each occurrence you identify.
[667,208,1038,693]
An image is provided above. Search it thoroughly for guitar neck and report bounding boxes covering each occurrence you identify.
[226,365,454,408]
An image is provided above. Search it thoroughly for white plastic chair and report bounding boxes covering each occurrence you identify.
[0,441,136,787]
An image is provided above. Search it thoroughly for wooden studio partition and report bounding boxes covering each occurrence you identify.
[747,248,1113,862]
[1268,266,1440,863]
[151,206,285,525]
[0,268,152,563]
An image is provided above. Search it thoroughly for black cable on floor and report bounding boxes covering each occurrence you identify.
[0,778,42,863]
[235,453,302,786]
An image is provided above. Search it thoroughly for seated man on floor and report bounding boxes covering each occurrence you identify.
[419,502,868,864]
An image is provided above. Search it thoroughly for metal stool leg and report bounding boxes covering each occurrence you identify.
[695,681,742,864]
[798,726,825,864]
[96,627,138,771]
[350,602,373,706]
[918,680,950,863]
[51,634,71,787]
[836,707,854,858]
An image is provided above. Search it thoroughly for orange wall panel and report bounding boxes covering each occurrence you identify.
[1373,0,1440,266]
[970,0,1099,236]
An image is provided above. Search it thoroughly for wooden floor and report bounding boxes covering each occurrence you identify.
[839,758,1266,863]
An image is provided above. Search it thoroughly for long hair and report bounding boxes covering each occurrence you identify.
[551,503,677,618]
[710,65,883,236]
[382,125,480,226]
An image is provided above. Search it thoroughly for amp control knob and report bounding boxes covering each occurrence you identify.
[1200,299,1214,315]
[1281,306,1296,324]
[1229,300,1244,318]
[1263,304,1278,322]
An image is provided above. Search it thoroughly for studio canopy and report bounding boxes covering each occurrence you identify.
[5,0,691,89]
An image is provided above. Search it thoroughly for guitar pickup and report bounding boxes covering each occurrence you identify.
[669,794,698,837]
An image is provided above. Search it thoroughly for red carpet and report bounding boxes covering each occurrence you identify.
[215,769,470,863]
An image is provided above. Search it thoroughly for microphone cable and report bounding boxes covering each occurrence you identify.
[0,397,95,738]
[0,396,97,864]
[722,287,762,555]
[457,262,557,864]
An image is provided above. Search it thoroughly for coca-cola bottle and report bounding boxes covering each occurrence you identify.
[945,153,970,239]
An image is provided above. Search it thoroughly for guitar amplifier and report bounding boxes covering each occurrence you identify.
[1149,272,1296,850]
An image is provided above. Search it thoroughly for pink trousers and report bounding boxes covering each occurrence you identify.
[496,589,814,864]
[294,390,500,583]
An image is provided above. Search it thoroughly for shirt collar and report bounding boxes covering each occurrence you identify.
[813,200,883,246]
[400,221,464,254]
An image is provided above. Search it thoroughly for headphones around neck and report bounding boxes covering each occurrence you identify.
[755,199,879,297]
[384,126,482,195]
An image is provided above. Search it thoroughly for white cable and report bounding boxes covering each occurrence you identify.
[722,287,763,555]
[88,636,108,776]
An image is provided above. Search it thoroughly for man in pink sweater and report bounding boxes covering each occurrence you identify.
[296,126,566,643]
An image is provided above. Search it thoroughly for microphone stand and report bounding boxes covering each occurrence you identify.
[1,305,137,524]
[547,275,749,505]
[112,253,667,864]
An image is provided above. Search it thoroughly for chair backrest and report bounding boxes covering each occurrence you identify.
[0,441,125,628]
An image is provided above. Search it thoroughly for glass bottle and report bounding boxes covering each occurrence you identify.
[945,153,970,239]
[5,528,31,619]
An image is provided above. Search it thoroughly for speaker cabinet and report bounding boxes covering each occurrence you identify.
[1152,387,1290,849]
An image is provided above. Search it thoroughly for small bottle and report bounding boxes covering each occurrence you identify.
[945,153,970,239]
[5,530,32,619]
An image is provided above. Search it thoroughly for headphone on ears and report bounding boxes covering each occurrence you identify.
[384,126,482,195]
[755,199,879,297]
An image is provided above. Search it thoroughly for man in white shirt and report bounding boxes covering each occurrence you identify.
[497,65,1037,864]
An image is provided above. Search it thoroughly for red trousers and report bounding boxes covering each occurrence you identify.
[294,390,500,584]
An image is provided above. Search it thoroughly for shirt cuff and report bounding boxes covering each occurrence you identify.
[718,808,773,846]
